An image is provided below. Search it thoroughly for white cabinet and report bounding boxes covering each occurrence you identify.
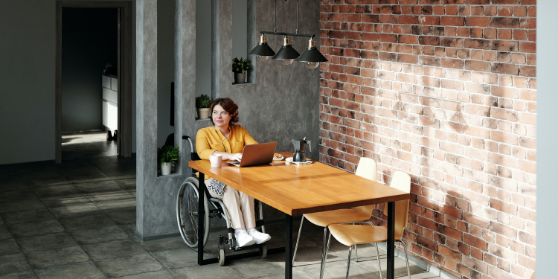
[102,75,118,131]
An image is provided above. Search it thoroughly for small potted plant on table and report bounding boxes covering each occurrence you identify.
[232,57,251,84]
[196,94,212,119]
[158,145,179,176]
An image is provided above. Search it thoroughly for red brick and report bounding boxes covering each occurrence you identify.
[465,17,490,27]
[491,17,520,28]
[464,60,490,72]
[519,42,536,53]
[441,16,465,26]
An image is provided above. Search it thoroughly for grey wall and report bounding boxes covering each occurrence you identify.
[157,0,176,147]
[62,8,118,133]
[537,1,554,277]
[135,0,321,239]
[0,0,136,165]
[196,0,211,99]
[232,0,247,61]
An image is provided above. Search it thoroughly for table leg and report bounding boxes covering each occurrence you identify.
[198,172,205,265]
[285,214,292,279]
[387,201,395,279]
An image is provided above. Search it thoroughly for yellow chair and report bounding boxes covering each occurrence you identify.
[324,171,412,279]
[292,157,377,275]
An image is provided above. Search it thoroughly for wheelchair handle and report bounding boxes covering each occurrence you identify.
[182,135,200,161]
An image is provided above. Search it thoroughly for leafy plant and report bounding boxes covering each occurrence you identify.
[196,94,212,108]
[158,145,179,164]
[232,57,251,73]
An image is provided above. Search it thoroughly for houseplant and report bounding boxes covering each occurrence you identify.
[196,94,212,119]
[158,145,179,176]
[232,57,251,84]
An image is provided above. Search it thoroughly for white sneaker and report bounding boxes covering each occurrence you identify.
[248,229,271,244]
[236,231,256,247]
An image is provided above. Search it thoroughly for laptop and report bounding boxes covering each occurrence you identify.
[227,142,278,167]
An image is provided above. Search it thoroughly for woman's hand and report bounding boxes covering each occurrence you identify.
[212,151,242,161]
[228,153,243,161]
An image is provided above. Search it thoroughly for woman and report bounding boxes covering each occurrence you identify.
[196,98,271,247]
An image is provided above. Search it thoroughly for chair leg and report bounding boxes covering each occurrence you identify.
[375,243,383,279]
[400,240,411,279]
[320,230,332,279]
[346,246,353,279]
[352,223,358,262]
[292,215,305,265]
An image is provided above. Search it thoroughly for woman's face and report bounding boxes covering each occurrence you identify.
[212,105,232,129]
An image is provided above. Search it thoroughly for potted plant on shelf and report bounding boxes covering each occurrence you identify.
[158,145,179,176]
[196,94,212,119]
[232,57,251,84]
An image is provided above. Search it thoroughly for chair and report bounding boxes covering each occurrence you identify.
[323,171,412,279]
[292,157,377,274]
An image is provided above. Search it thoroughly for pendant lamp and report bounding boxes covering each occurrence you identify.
[296,37,328,69]
[248,35,275,61]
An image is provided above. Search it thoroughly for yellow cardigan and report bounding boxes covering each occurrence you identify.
[196,124,258,170]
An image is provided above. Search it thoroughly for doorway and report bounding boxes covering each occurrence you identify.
[55,1,132,163]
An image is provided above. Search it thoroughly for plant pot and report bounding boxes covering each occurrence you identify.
[161,162,172,176]
[197,108,210,119]
[234,72,245,84]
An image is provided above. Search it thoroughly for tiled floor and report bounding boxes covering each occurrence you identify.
[62,132,118,160]
[0,140,443,278]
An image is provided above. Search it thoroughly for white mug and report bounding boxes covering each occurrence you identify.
[210,154,222,168]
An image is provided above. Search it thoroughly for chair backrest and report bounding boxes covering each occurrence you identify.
[354,157,377,215]
[383,171,411,240]
[355,157,377,181]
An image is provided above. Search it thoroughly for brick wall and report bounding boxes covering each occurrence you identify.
[318,0,536,278]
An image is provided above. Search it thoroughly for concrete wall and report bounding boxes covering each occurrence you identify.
[196,0,211,99]
[232,0,248,61]
[157,0,176,147]
[0,0,136,165]
[62,8,118,133]
[537,1,555,278]
[135,0,321,239]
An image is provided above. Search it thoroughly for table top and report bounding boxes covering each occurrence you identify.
[188,152,410,216]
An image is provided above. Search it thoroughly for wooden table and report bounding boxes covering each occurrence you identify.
[188,152,410,279]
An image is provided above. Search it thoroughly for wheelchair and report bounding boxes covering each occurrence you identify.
[176,135,268,266]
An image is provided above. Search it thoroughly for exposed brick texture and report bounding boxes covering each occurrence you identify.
[318,1,536,278]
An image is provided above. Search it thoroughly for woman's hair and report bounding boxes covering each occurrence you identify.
[209,98,239,125]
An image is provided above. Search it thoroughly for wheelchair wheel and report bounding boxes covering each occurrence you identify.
[260,244,267,259]
[218,248,226,266]
[176,177,210,250]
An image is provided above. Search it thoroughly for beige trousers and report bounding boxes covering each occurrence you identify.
[205,179,255,229]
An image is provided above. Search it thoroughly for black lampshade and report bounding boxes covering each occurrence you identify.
[273,37,300,60]
[249,43,276,57]
[296,47,328,63]
[249,35,275,57]
[296,38,328,63]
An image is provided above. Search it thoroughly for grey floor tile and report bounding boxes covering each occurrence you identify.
[0,254,31,275]
[49,203,101,219]
[113,178,136,190]
[229,258,289,278]
[93,199,136,211]
[150,248,202,269]
[0,225,12,240]
[0,197,45,214]
[39,194,89,207]
[105,209,135,225]
[34,262,104,279]
[1,209,55,225]
[58,214,116,232]
[8,220,64,238]
[84,190,133,202]
[119,224,136,238]
[0,270,38,279]
[74,180,119,194]
[140,237,188,252]
[18,232,77,253]
[33,184,78,197]
[70,226,129,245]
[83,239,145,261]
[117,270,174,279]
[0,239,21,256]
[0,216,3,225]
[95,253,163,278]
[170,265,244,279]
[26,246,90,269]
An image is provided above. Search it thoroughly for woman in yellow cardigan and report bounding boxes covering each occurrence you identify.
[196,98,271,247]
